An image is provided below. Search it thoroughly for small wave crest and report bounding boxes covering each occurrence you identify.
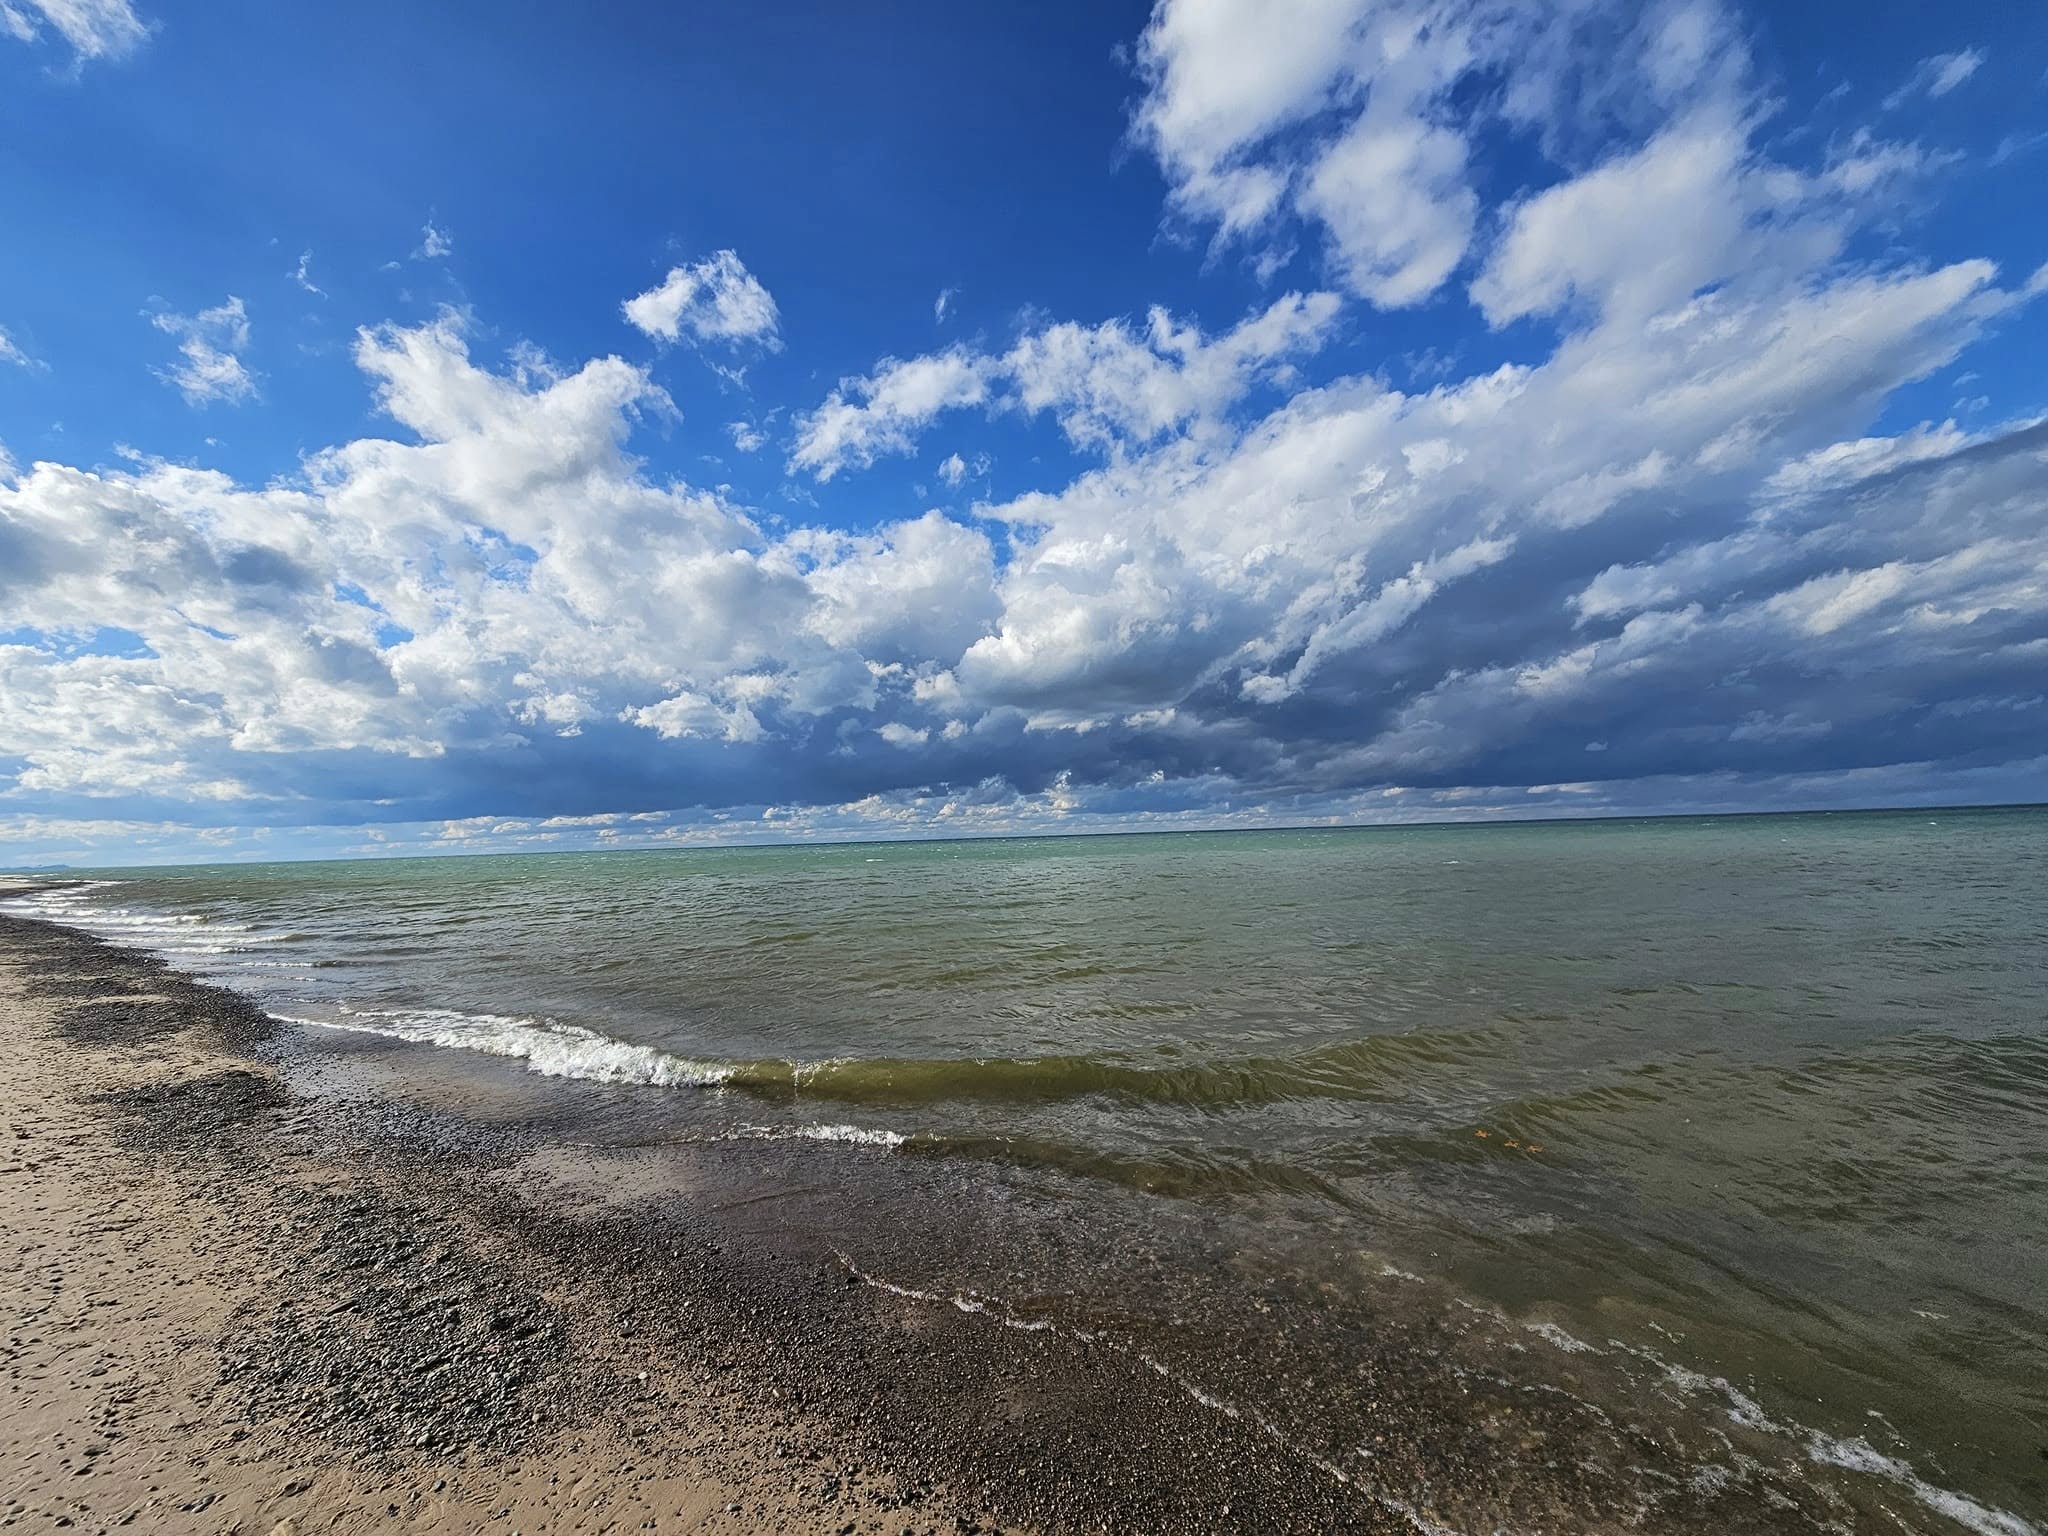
[1,883,305,961]
[718,1122,907,1148]
[274,1008,1511,1119]
[287,1007,737,1089]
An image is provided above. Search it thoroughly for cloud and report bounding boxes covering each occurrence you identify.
[622,250,782,349]
[1004,290,1341,453]
[1125,0,1532,301]
[934,288,957,323]
[727,420,767,453]
[1128,0,1775,309]
[1884,49,1984,111]
[13,142,2037,844]
[790,290,1340,478]
[945,223,2027,772]
[1128,0,1359,240]
[936,451,994,490]
[0,323,46,371]
[16,743,2048,868]
[0,0,146,62]
[414,218,454,260]
[0,313,1005,817]
[149,296,258,406]
[290,249,325,297]
[1473,111,1755,327]
[1990,130,2048,169]
[1297,110,1477,308]
[789,347,993,480]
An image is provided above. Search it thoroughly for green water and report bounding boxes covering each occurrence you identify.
[12,808,2047,1530]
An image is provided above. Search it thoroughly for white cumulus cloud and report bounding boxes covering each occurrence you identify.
[790,290,1339,479]
[790,347,993,480]
[623,250,782,349]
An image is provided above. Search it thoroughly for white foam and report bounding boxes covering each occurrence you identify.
[721,1122,907,1148]
[289,1008,736,1089]
[1805,1436,2036,1536]
[1526,1320,1596,1355]
[1634,1341,2039,1536]
[1350,1269,2034,1536]
[2,885,301,963]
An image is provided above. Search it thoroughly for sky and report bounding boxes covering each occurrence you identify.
[1,0,2045,867]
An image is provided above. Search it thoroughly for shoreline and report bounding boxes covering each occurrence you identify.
[0,912,1397,1534]
[3,904,2031,1535]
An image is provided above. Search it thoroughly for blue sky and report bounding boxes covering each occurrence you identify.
[1,0,2045,866]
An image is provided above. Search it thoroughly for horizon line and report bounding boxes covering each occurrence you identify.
[5,795,2043,875]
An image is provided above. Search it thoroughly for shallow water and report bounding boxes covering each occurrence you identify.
[10,808,2047,1531]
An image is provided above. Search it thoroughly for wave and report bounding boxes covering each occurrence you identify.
[11,886,1502,1117]
[264,991,1514,1114]
[846,1245,2042,1536]
[287,1008,737,1088]
[902,1129,1351,1203]
[743,1027,1511,1110]
[1,884,306,959]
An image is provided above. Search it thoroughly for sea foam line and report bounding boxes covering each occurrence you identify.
[1,885,303,960]
[1436,1288,2037,1536]
[718,1122,907,1148]
[1575,1334,2038,1536]
[833,1252,1485,1536]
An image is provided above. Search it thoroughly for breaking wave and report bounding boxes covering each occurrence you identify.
[286,1007,737,1088]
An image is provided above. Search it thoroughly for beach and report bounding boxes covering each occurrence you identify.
[0,909,881,1534]
[3,814,2043,1536]
[0,909,1405,1534]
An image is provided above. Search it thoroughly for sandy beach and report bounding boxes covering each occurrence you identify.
[0,907,1404,1535]
[0,911,893,1535]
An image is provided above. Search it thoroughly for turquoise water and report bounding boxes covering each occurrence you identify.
[11,808,2047,1530]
